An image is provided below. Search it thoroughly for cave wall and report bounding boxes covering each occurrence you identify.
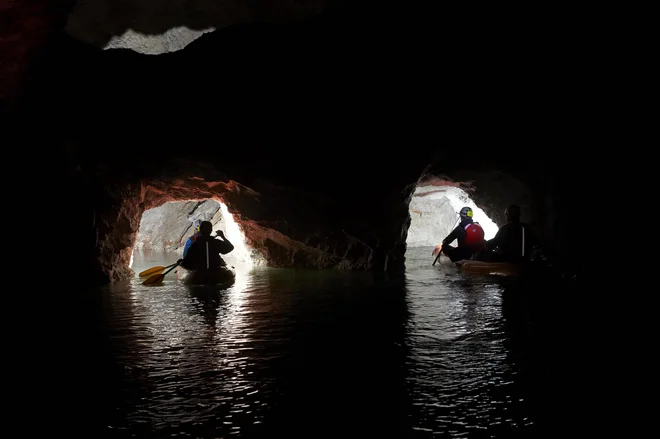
[0,0,77,115]
[406,193,455,248]
[77,161,425,284]
[421,153,591,274]
[7,1,597,287]
[418,172,533,231]
[134,200,221,252]
[65,0,346,53]
[142,167,424,273]
[407,184,500,247]
[81,154,586,285]
[134,198,263,268]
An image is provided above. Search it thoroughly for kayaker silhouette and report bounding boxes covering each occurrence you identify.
[476,204,541,263]
[178,221,234,270]
[437,206,486,262]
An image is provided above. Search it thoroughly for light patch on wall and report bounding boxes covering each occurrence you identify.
[129,199,257,272]
[104,26,216,54]
[216,202,254,269]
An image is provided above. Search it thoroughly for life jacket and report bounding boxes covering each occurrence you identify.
[182,233,200,258]
[464,222,485,248]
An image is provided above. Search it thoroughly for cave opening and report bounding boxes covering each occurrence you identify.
[130,198,257,275]
[406,182,498,254]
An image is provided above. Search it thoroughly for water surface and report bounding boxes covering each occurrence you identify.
[68,247,567,438]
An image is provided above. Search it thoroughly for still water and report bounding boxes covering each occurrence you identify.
[71,247,567,438]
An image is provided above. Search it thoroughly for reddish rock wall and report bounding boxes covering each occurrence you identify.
[92,165,421,283]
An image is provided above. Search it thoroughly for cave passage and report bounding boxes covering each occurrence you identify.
[406,185,498,249]
[130,199,257,271]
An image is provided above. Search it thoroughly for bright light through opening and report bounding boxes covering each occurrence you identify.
[407,185,499,248]
[443,193,499,240]
[130,199,256,273]
[216,202,254,270]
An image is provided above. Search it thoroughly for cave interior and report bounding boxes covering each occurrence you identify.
[3,0,597,287]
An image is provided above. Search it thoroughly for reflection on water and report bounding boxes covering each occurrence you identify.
[76,247,563,438]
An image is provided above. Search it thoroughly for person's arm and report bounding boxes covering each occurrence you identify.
[215,230,235,254]
[485,225,505,251]
[442,225,460,247]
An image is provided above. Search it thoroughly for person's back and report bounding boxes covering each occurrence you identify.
[180,221,234,270]
[440,207,486,262]
[490,222,528,263]
[482,205,539,263]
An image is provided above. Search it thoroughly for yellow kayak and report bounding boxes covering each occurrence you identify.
[455,260,521,277]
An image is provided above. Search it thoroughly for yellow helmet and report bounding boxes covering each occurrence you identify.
[459,207,473,219]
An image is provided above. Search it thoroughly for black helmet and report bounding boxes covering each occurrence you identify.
[459,206,473,220]
[199,221,213,235]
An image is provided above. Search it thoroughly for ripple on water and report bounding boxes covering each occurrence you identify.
[89,248,542,437]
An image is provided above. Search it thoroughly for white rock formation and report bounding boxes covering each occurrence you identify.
[133,199,262,268]
[407,186,499,248]
[105,26,217,54]
[64,0,341,54]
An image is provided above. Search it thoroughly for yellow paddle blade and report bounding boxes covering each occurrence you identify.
[139,266,166,277]
[142,273,165,285]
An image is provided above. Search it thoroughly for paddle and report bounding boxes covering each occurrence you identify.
[142,261,181,286]
[432,217,460,266]
[432,244,443,266]
[138,262,179,278]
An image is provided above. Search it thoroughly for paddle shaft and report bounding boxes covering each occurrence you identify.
[143,262,181,285]
[161,263,180,277]
[139,262,178,277]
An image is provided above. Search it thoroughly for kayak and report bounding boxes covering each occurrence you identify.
[433,243,520,277]
[176,266,236,286]
[455,259,521,277]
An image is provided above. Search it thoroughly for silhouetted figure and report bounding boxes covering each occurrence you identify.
[440,206,486,262]
[179,221,234,270]
[477,204,540,263]
[182,219,202,258]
